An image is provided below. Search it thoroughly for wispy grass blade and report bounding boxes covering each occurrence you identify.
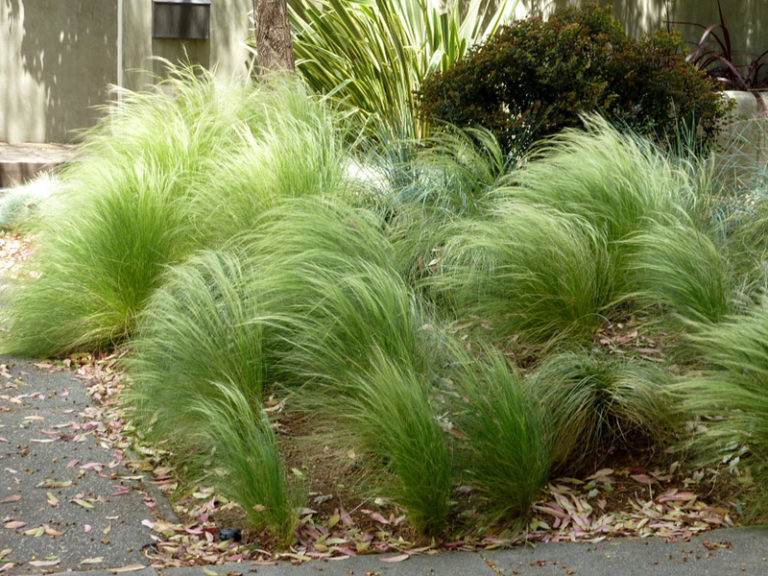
[340,351,452,535]
[622,212,733,324]
[189,383,302,546]
[679,298,768,519]
[1,67,347,356]
[124,248,274,443]
[503,116,691,245]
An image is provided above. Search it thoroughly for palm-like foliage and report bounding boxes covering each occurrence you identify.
[289,0,518,145]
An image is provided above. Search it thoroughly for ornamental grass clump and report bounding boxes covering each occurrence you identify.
[622,213,733,324]
[189,383,302,546]
[452,349,550,523]
[188,77,351,246]
[502,116,690,247]
[174,197,453,535]
[431,201,612,345]
[529,350,672,473]
[679,298,768,518]
[1,68,347,356]
[340,352,453,536]
[124,249,275,448]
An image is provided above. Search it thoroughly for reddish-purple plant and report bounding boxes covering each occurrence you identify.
[675,0,768,115]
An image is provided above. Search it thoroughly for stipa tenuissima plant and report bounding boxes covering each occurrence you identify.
[528,349,672,474]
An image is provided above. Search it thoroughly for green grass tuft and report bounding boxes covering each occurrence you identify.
[343,351,453,535]
[502,116,690,245]
[679,298,768,519]
[1,68,347,356]
[431,201,613,345]
[124,248,275,445]
[452,348,550,523]
[622,212,733,323]
[189,383,302,546]
[529,349,672,474]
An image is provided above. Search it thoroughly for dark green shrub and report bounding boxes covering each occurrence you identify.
[418,3,726,154]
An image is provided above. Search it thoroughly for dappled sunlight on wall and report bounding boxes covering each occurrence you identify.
[1,0,46,142]
[3,0,117,142]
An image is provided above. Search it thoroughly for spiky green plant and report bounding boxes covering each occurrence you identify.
[452,348,550,523]
[289,0,518,146]
[430,201,612,345]
[529,350,672,473]
[189,383,302,545]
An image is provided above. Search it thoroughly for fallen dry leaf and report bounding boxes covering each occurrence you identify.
[109,563,147,573]
[381,554,410,563]
[27,559,60,568]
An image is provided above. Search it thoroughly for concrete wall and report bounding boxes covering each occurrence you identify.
[1,0,252,143]
[517,0,765,59]
[1,0,118,143]
[123,0,252,92]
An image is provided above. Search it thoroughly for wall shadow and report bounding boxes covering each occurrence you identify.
[8,0,117,142]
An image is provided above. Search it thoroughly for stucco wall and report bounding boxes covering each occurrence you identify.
[519,0,765,59]
[1,0,252,143]
[123,0,252,92]
[1,0,118,143]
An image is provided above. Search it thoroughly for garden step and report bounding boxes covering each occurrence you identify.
[0,142,75,188]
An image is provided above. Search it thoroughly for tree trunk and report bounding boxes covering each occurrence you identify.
[252,0,295,74]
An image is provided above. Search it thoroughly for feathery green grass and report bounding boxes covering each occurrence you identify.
[431,201,612,345]
[679,298,768,518]
[1,68,347,356]
[622,212,733,323]
[339,351,452,535]
[124,248,275,445]
[529,350,672,473]
[453,349,550,523]
[189,383,302,545]
[502,116,690,245]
